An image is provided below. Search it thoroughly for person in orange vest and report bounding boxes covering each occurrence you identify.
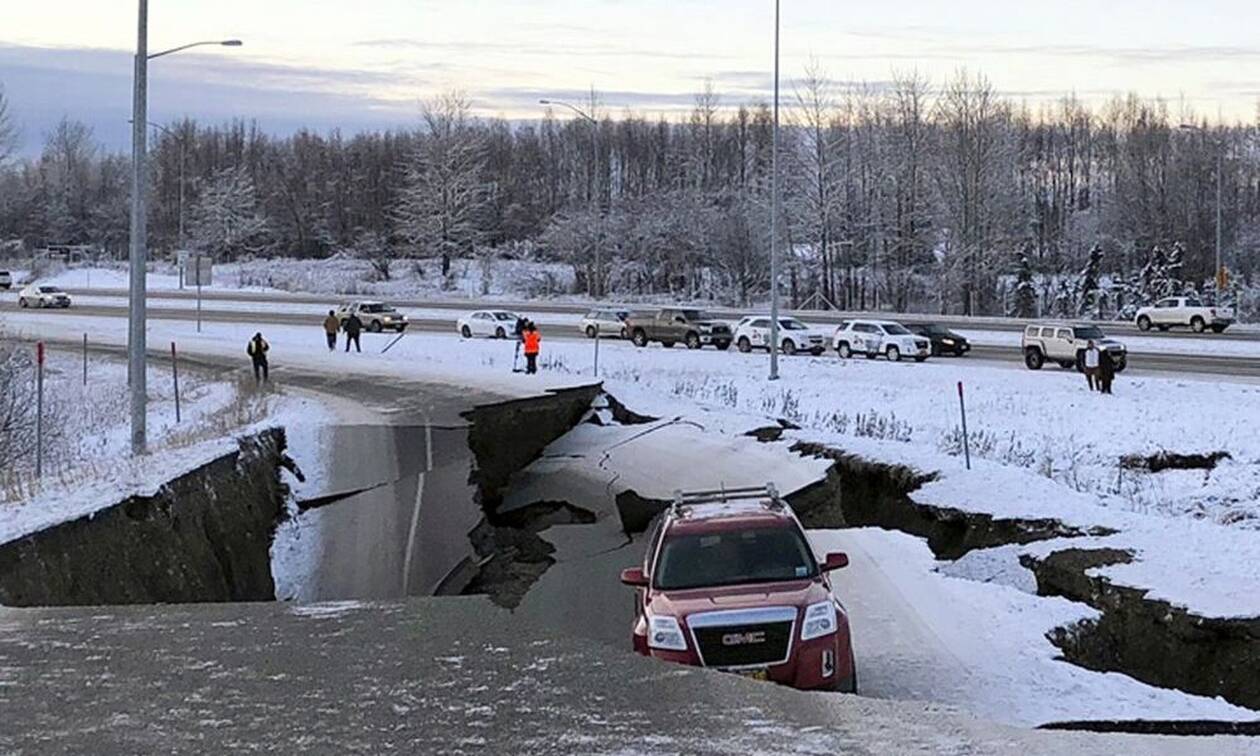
[522,321,541,375]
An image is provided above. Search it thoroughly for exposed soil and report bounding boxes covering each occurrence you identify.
[1119,450,1232,473]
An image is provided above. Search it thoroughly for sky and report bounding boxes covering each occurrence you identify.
[3,0,1259,156]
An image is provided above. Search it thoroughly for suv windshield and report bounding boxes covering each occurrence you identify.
[1074,326,1105,340]
[882,323,911,335]
[654,526,817,591]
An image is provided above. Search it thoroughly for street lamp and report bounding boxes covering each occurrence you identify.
[769,0,782,381]
[1179,123,1224,297]
[539,97,604,298]
[129,0,241,455]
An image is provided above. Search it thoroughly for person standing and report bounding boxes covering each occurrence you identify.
[1083,340,1100,391]
[344,311,363,353]
[1098,348,1116,395]
[523,321,541,375]
[323,310,340,351]
[247,332,270,384]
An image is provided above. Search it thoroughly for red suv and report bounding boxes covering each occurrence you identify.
[620,485,856,692]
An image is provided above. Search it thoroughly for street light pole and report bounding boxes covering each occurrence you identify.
[768,0,781,381]
[127,7,242,455]
[128,0,149,455]
[539,97,602,298]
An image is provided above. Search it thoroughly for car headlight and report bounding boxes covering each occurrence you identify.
[942,339,955,345]
[648,615,688,651]
[383,316,392,322]
[801,601,837,641]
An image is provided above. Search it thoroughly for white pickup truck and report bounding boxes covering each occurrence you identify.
[1135,297,1234,334]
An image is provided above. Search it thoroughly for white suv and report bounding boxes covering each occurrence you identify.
[734,316,828,355]
[833,320,931,362]
[17,284,71,308]
[1021,324,1127,372]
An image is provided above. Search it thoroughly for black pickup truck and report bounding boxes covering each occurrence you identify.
[625,308,733,350]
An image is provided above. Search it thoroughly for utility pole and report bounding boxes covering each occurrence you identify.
[128,0,149,456]
[539,96,601,297]
[768,0,781,381]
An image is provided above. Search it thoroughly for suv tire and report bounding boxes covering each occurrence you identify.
[836,342,852,359]
[495,326,507,339]
[715,341,731,351]
[836,649,858,694]
[685,332,701,350]
[585,325,597,338]
[660,340,676,349]
[1024,348,1044,370]
[781,339,796,356]
[1137,315,1152,332]
[18,297,27,308]
[460,325,472,338]
[632,329,649,347]
[369,320,383,333]
[1191,316,1206,333]
[737,337,752,353]
[886,345,901,362]
[1211,324,1227,334]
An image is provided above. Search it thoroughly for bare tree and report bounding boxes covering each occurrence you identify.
[393,91,489,278]
[790,62,844,305]
[0,83,17,166]
[188,166,271,260]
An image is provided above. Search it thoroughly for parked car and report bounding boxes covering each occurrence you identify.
[457,310,521,339]
[1135,297,1235,334]
[0,271,11,290]
[832,320,931,362]
[335,301,408,332]
[625,308,733,350]
[733,316,828,356]
[1021,323,1127,372]
[620,485,856,692]
[906,323,970,357]
[17,284,71,309]
[579,308,630,338]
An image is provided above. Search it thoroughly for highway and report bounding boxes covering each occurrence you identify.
[57,285,1260,340]
[6,296,1259,379]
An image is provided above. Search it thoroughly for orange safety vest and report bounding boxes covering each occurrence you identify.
[523,330,541,355]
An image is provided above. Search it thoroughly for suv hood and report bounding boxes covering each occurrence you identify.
[650,579,830,618]
[1097,338,1125,351]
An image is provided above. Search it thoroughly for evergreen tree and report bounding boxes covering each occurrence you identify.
[1077,243,1103,317]
[1010,246,1037,317]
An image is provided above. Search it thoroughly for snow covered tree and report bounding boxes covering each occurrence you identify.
[392,92,489,277]
[1077,244,1103,317]
[0,83,17,166]
[188,166,271,259]
[347,229,392,281]
[1010,246,1037,317]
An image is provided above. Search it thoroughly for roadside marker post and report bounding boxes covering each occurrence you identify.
[171,342,181,424]
[82,333,88,386]
[593,323,601,378]
[381,332,406,354]
[35,342,45,478]
[957,381,971,471]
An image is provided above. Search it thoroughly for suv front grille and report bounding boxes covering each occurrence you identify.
[688,607,797,668]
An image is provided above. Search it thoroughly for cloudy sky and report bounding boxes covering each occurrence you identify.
[3,0,1258,155]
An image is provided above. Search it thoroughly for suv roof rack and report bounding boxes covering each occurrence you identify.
[670,483,783,514]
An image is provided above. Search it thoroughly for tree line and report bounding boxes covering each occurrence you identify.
[0,71,1258,316]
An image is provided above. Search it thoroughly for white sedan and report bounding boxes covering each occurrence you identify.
[733,316,828,355]
[457,310,521,339]
[18,284,72,309]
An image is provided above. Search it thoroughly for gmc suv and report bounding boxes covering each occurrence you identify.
[620,485,856,692]
[626,308,733,350]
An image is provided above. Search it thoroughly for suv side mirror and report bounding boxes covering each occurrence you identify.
[821,552,849,572]
[620,567,649,587]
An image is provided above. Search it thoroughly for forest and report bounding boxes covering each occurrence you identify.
[1,69,1258,317]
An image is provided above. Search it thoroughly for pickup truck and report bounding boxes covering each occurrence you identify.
[1021,323,1127,372]
[626,308,733,350]
[1135,297,1235,334]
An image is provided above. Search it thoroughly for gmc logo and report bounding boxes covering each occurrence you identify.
[721,631,766,646]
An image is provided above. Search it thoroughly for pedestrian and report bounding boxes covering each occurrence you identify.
[523,320,541,375]
[247,332,270,384]
[1083,340,1100,391]
[323,310,340,351]
[344,311,363,353]
[1098,348,1116,395]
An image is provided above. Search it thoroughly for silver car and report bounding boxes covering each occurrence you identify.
[579,308,630,338]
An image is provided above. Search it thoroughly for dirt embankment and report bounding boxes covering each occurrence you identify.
[0,429,290,606]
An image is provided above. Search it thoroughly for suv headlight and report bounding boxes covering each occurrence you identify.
[648,615,688,651]
[801,601,837,641]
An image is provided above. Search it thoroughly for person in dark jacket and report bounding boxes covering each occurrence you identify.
[323,310,340,351]
[247,332,270,384]
[1098,348,1116,395]
[522,321,541,375]
[344,312,363,353]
